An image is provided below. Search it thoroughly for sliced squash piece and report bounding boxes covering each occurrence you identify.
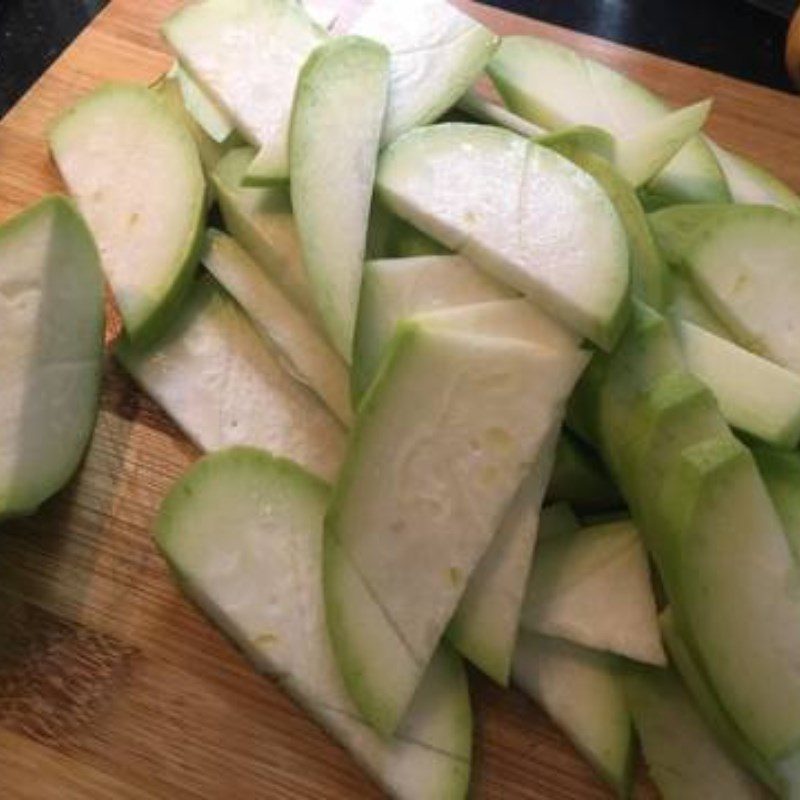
[50,83,205,342]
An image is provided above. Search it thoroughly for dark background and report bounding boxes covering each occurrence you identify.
[0,0,797,118]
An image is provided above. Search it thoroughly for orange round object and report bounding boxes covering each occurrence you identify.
[788,5,800,89]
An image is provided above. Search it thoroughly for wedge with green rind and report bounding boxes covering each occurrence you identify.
[615,99,712,189]
[669,272,732,339]
[649,203,758,269]
[487,36,729,204]
[519,520,665,666]
[0,196,104,518]
[546,432,623,514]
[707,140,800,214]
[512,632,632,796]
[413,299,589,683]
[353,255,513,401]
[350,0,497,143]
[201,230,352,425]
[156,447,471,800]
[674,438,800,760]
[376,123,630,349]
[290,37,389,360]
[416,298,588,685]
[456,87,545,138]
[50,83,205,343]
[326,319,588,735]
[170,62,235,145]
[447,428,559,685]
[162,0,326,184]
[212,147,319,323]
[558,149,670,310]
[660,608,784,794]
[623,664,766,800]
[675,319,800,448]
[583,303,800,761]
[117,278,345,483]
[754,447,800,565]
[682,206,800,373]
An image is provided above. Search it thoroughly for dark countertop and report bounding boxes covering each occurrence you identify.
[0,0,796,118]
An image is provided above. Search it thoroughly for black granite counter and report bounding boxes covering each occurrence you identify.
[0,0,796,118]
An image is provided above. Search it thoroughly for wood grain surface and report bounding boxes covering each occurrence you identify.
[0,1,798,797]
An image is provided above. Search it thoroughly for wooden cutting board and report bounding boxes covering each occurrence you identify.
[0,1,798,797]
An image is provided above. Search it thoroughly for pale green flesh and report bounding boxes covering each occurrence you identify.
[350,0,498,143]
[669,272,733,339]
[353,255,513,402]
[117,279,346,483]
[49,83,205,342]
[290,37,389,360]
[754,447,800,568]
[707,140,800,214]
[447,424,559,686]
[212,147,320,323]
[403,299,589,684]
[675,319,800,448]
[684,207,800,374]
[456,88,545,137]
[623,664,766,800]
[376,123,630,350]
[660,609,784,794]
[558,149,670,311]
[615,99,712,189]
[519,520,665,665]
[162,0,326,184]
[156,448,471,799]
[648,203,769,284]
[201,230,352,426]
[326,322,587,734]
[546,432,623,514]
[649,203,751,269]
[512,632,632,796]
[170,62,235,144]
[678,442,800,760]
[412,298,583,352]
[487,36,729,204]
[0,196,104,517]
